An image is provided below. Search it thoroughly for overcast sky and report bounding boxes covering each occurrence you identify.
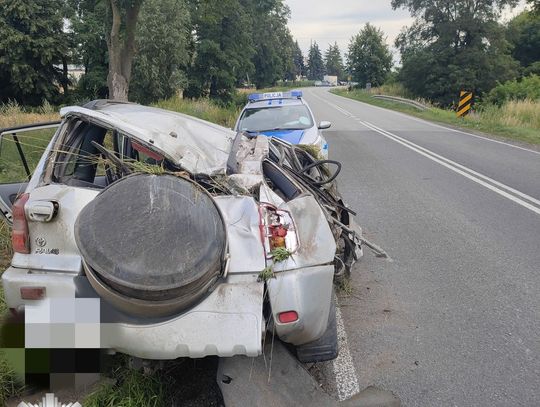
[284,0,527,60]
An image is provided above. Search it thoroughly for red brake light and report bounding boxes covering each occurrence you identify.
[278,311,298,324]
[12,193,30,254]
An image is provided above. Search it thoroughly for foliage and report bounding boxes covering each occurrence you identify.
[185,0,254,103]
[0,0,69,106]
[485,74,540,105]
[69,0,109,100]
[258,266,275,282]
[478,98,540,130]
[527,0,540,13]
[306,42,325,80]
[292,41,305,78]
[249,0,295,88]
[84,366,168,407]
[153,96,240,128]
[506,10,540,70]
[347,24,393,87]
[369,82,415,99]
[270,247,291,262]
[393,0,519,106]
[324,42,345,81]
[129,0,191,104]
[186,0,295,98]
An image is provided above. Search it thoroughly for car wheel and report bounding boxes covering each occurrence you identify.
[296,294,338,363]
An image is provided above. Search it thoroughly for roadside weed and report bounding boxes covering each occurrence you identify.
[270,247,291,262]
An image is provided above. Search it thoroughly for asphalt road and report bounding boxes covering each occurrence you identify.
[303,87,540,406]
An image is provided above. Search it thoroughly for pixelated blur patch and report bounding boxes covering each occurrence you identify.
[25,298,101,349]
[0,314,25,347]
[50,349,76,373]
[75,349,102,373]
[25,348,50,374]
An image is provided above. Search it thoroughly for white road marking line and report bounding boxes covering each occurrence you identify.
[359,120,540,216]
[333,296,360,401]
[328,90,540,156]
[308,88,362,401]
[365,121,540,208]
[313,93,540,216]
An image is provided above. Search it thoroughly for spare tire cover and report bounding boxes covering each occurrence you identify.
[75,173,226,304]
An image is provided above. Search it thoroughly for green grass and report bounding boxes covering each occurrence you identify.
[0,352,25,406]
[83,365,169,407]
[270,247,291,262]
[332,89,540,145]
[152,97,240,128]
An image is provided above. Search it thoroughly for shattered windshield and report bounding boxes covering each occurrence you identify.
[238,105,313,132]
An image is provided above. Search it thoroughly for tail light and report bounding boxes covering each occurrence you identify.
[278,311,299,323]
[259,204,298,257]
[12,193,30,254]
[20,286,46,300]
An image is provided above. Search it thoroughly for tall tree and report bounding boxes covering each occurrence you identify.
[69,0,109,99]
[186,0,254,102]
[324,42,345,80]
[105,0,143,100]
[506,10,540,75]
[306,42,325,80]
[130,0,191,103]
[249,0,294,88]
[0,0,69,105]
[347,24,393,87]
[292,41,305,78]
[393,0,519,105]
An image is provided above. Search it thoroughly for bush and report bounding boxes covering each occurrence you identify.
[486,75,540,106]
[152,96,240,128]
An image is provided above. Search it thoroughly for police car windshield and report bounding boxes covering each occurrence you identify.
[238,105,313,132]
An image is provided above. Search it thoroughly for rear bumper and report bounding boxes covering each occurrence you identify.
[268,265,334,346]
[1,267,264,359]
[101,280,264,359]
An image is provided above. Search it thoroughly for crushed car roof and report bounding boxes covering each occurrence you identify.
[60,102,235,176]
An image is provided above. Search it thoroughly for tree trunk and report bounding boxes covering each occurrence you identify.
[61,57,69,96]
[106,0,141,101]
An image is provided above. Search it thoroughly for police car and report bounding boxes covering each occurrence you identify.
[235,90,331,158]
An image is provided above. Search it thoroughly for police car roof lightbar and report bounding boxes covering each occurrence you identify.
[248,90,302,102]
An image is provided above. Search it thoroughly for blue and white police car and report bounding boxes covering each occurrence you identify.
[235,90,331,158]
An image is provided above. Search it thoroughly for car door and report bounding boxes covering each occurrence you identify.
[0,122,61,223]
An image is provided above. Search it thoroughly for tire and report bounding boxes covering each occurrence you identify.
[296,294,338,363]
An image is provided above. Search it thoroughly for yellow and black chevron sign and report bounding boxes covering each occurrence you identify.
[457,91,473,117]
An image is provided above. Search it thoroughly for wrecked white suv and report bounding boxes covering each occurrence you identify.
[0,100,362,363]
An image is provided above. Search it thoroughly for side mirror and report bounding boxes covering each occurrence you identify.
[318,121,331,130]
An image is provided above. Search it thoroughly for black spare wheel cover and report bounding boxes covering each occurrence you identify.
[75,173,226,317]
